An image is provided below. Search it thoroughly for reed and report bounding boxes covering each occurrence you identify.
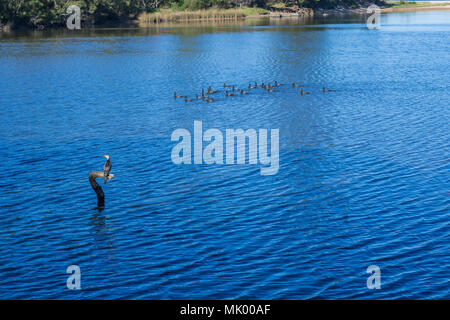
[138,8,268,24]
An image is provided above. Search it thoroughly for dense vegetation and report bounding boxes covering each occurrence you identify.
[0,0,375,29]
[0,0,162,27]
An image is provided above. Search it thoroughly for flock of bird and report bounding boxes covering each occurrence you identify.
[174,81,335,103]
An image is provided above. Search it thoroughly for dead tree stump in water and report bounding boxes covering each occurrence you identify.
[89,171,114,207]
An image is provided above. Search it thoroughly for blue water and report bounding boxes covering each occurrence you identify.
[0,11,449,299]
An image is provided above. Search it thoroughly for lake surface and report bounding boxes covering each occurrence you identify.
[0,10,449,299]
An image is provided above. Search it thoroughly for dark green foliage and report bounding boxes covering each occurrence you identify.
[0,0,162,28]
[183,0,212,10]
[172,0,262,10]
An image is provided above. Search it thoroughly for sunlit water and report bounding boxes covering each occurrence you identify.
[0,11,449,299]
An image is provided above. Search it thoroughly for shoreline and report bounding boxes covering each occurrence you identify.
[2,3,450,31]
[138,3,450,25]
[381,4,450,13]
[137,3,450,24]
[273,2,450,18]
[312,5,450,17]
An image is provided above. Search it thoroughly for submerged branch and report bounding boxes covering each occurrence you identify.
[89,171,114,207]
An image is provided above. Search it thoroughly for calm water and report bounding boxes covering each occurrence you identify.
[0,11,449,299]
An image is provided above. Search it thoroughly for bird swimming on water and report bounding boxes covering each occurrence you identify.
[323,87,336,93]
[301,88,310,95]
[207,86,217,94]
[103,155,111,184]
[174,91,184,99]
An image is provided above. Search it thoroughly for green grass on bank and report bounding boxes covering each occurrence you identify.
[241,7,270,16]
[271,3,288,9]
[138,7,269,24]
